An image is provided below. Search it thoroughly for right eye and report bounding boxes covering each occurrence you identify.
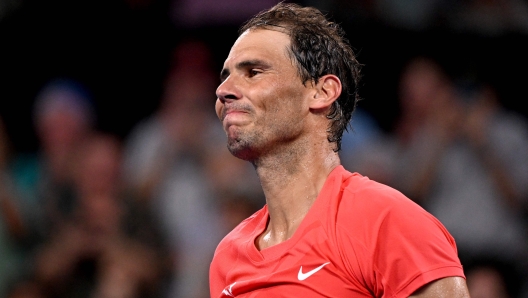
[249,69,262,77]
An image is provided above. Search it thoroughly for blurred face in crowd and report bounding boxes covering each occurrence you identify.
[75,134,123,248]
[76,134,122,196]
[34,85,94,159]
[37,105,89,156]
[215,29,313,161]
[398,57,455,119]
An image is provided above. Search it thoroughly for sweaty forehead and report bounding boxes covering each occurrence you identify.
[225,29,292,65]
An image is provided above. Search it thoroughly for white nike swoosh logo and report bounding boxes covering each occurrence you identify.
[297,262,330,280]
[222,282,236,297]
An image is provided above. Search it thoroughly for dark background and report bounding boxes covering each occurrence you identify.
[1,0,527,154]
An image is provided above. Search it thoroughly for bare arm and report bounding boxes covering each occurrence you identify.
[409,277,470,298]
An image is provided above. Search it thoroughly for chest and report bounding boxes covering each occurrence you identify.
[216,225,372,298]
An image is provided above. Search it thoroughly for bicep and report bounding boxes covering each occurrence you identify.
[409,276,470,298]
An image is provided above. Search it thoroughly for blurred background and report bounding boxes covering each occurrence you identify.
[0,0,527,297]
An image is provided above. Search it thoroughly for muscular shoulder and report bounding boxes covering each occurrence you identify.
[332,173,463,296]
[336,174,456,249]
[338,174,433,226]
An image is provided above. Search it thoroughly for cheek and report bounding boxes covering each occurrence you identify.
[251,81,283,112]
[267,83,305,113]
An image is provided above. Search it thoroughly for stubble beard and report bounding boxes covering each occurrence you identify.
[225,118,302,165]
[226,129,259,162]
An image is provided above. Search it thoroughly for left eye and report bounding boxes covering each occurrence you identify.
[249,69,260,76]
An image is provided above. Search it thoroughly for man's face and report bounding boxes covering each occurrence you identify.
[215,29,312,161]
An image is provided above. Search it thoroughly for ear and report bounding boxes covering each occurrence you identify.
[309,74,342,110]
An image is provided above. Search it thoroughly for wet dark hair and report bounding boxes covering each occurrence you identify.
[240,2,362,151]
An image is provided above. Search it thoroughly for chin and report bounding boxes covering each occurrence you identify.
[227,138,257,161]
[227,143,254,161]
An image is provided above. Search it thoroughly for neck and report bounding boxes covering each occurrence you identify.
[253,138,340,250]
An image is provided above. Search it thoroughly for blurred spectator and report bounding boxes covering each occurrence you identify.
[121,39,262,298]
[339,107,395,185]
[387,56,528,297]
[11,78,97,245]
[122,39,218,204]
[31,132,170,298]
[0,117,28,297]
[1,78,97,296]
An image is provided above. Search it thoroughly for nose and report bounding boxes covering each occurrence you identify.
[216,75,241,104]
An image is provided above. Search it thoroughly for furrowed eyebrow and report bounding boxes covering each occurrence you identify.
[236,59,270,69]
[237,59,270,70]
[220,59,271,82]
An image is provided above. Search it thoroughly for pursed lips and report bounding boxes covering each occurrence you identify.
[221,106,252,121]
